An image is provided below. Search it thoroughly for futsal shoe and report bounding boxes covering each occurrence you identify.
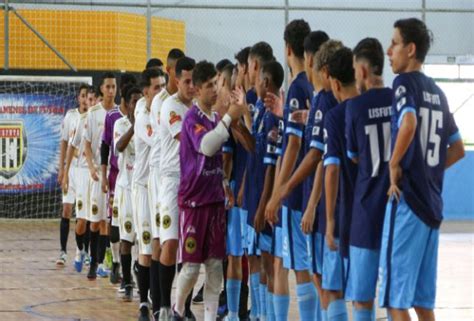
[191,285,204,304]
[123,285,133,302]
[118,279,126,293]
[159,307,172,321]
[184,310,196,321]
[170,309,184,321]
[97,263,109,278]
[84,253,91,266]
[110,262,121,284]
[139,304,151,321]
[56,251,67,266]
[87,263,98,280]
[74,250,85,273]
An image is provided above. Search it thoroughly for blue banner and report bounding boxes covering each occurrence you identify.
[0,93,76,193]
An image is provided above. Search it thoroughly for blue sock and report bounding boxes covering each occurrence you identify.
[314,290,322,321]
[226,279,241,320]
[352,306,374,321]
[266,291,275,321]
[273,294,290,321]
[327,299,348,321]
[250,273,260,317]
[296,282,317,321]
[322,309,328,321]
[259,283,267,318]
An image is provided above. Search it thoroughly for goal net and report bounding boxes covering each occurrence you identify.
[0,76,92,219]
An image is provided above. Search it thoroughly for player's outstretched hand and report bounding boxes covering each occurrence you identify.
[231,85,246,106]
[90,167,99,182]
[227,102,245,122]
[264,90,284,118]
[290,110,309,125]
[325,219,337,251]
[254,208,265,233]
[101,179,108,194]
[224,185,235,210]
[265,196,280,225]
[301,207,315,235]
[58,168,64,185]
[388,162,402,202]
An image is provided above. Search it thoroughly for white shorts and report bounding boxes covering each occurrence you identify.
[74,167,90,220]
[132,184,152,255]
[117,184,136,243]
[87,174,107,223]
[148,166,161,240]
[62,166,76,204]
[158,176,179,244]
[112,185,122,227]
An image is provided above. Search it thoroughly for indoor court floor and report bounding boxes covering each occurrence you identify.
[0,220,472,321]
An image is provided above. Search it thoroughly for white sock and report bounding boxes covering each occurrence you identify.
[111,242,120,263]
[175,263,200,316]
[204,300,218,321]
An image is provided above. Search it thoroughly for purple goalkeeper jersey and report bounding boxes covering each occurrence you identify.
[102,106,123,171]
[178,104,225,208]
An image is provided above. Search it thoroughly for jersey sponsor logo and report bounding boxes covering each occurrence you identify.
[395,85,406,99]
[312,125,320,136]
[124,220,133,233]
[146,124,153,137]
[185,236,197,254]
[194,124,206,134]
[289,98,299,111]
[169,111,182,125]
[162,215,172,229]
[0,121,27,179]
[314,110,323,123]
[267,144,277,154]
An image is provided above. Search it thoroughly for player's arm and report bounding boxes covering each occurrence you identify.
[301,161,323,234]
[388,112,417,200]
[324,163,339,251]
[223,148,235,209]
[445,139,465,168]
[100,140,110,193]
[230,122,255,152]
[116,124,134,152]
[58,116,69,184]
[345,103,359,164]
[255,165,275,233]
[237,169,246,208]
[84,140,98,181]
[62,144,76,193]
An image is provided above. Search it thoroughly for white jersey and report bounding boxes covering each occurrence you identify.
[159,93,189,178]
[135,97,146,118]
[83,103,110,166]
[61,108,80,167]
[132,104,154,186]
[70,112,88,168]
[149,89,171,168]
[114,116,135,189]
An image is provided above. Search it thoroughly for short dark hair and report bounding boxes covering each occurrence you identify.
[100,72,116,86]
[216,59,233,72]
[327,47,355,86]
[146,58,163,69]
[78,83,89,95]
[140,68,162,88]
[304,30,330,55]
[235,47,251,66]
[119,72,137,94]
[220,63,234,88]
[394,18,432,62]
[262,60,284,90]
[192,61,217,86]
[124,85,142,104]
[353,38,385,76]
[176,56,196,78]
[284,19,311,58]
[249,42,274,64]
[167,48,185,64]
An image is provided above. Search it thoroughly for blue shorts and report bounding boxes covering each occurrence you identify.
[310,232,324,275]
[271,226,283,258]
[226,206,244,256]
[322,238,345,291]
[379,197,439,310]
[240,209,248,250]
[345,246,380,302]
[281,206,311,271]
[246,224,261,256]
[258,233,272,253]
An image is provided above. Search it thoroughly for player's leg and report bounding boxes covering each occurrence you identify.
[270,221,289,321]
[226,203,243,321]
[257,233,273,321]
[310,231,325,321]
[119,185,136,301]
[261,250,275,321]
[86,174,103,279]
[73,168,89,272]
[133,184,153,321]
[204,258,224,321]
[89,175,109,278]
[108,168,121,284]
[57,167,76,265]
[158,177,180,319]
[246,223,261,320]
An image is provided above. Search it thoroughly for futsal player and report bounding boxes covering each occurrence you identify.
[379,18,465,321]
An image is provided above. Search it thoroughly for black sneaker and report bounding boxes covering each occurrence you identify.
[122,285,133,302]
[184,309,196,321]
[87,263,97,280]
[192,285,204,304]
[138,305,150,321]
[171,309,184,321]
[110,262,121,284]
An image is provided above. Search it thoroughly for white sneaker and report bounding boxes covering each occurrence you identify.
[56,251,67,266]
[84,253,91,266]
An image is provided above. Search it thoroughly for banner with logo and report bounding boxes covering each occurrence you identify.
[0,77,91,194]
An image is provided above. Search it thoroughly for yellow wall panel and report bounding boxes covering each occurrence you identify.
[0,10,185,72]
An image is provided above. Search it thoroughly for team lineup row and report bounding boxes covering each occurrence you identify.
[55,16,465,321]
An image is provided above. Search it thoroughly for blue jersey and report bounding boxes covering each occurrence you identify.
[244,99,266,216]
[281,71,314,212]
[392,72,460,228]
[223,133,248,200]
[323,100,358,257]
[345,87,393,250]
[246,109,281,234]
[309,91,338,234]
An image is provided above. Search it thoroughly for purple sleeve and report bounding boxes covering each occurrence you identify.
[184,114,209,154]
[102,113,113,146]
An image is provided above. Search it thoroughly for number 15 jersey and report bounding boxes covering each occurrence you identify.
[391,71,461,228]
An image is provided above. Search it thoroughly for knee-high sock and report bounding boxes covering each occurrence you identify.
[249,273,260,317]
[97,235,108,264]
[75,231,84,252]
[159,262,176,308]
[83,222,90,253]
[150,259,161,313]
[296,282,317,321]
[89,231,99,266]
[175,263,200,316]
[259,283,267,318]
[273,294,290,321]
[137,263,150,304]
[226,279,241,320]
[327,299,348,321]
[352,306,374,321]
[266,290,275,321]
[60,217,70,252]
[121,253,132,285]
[204,259,223,321]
